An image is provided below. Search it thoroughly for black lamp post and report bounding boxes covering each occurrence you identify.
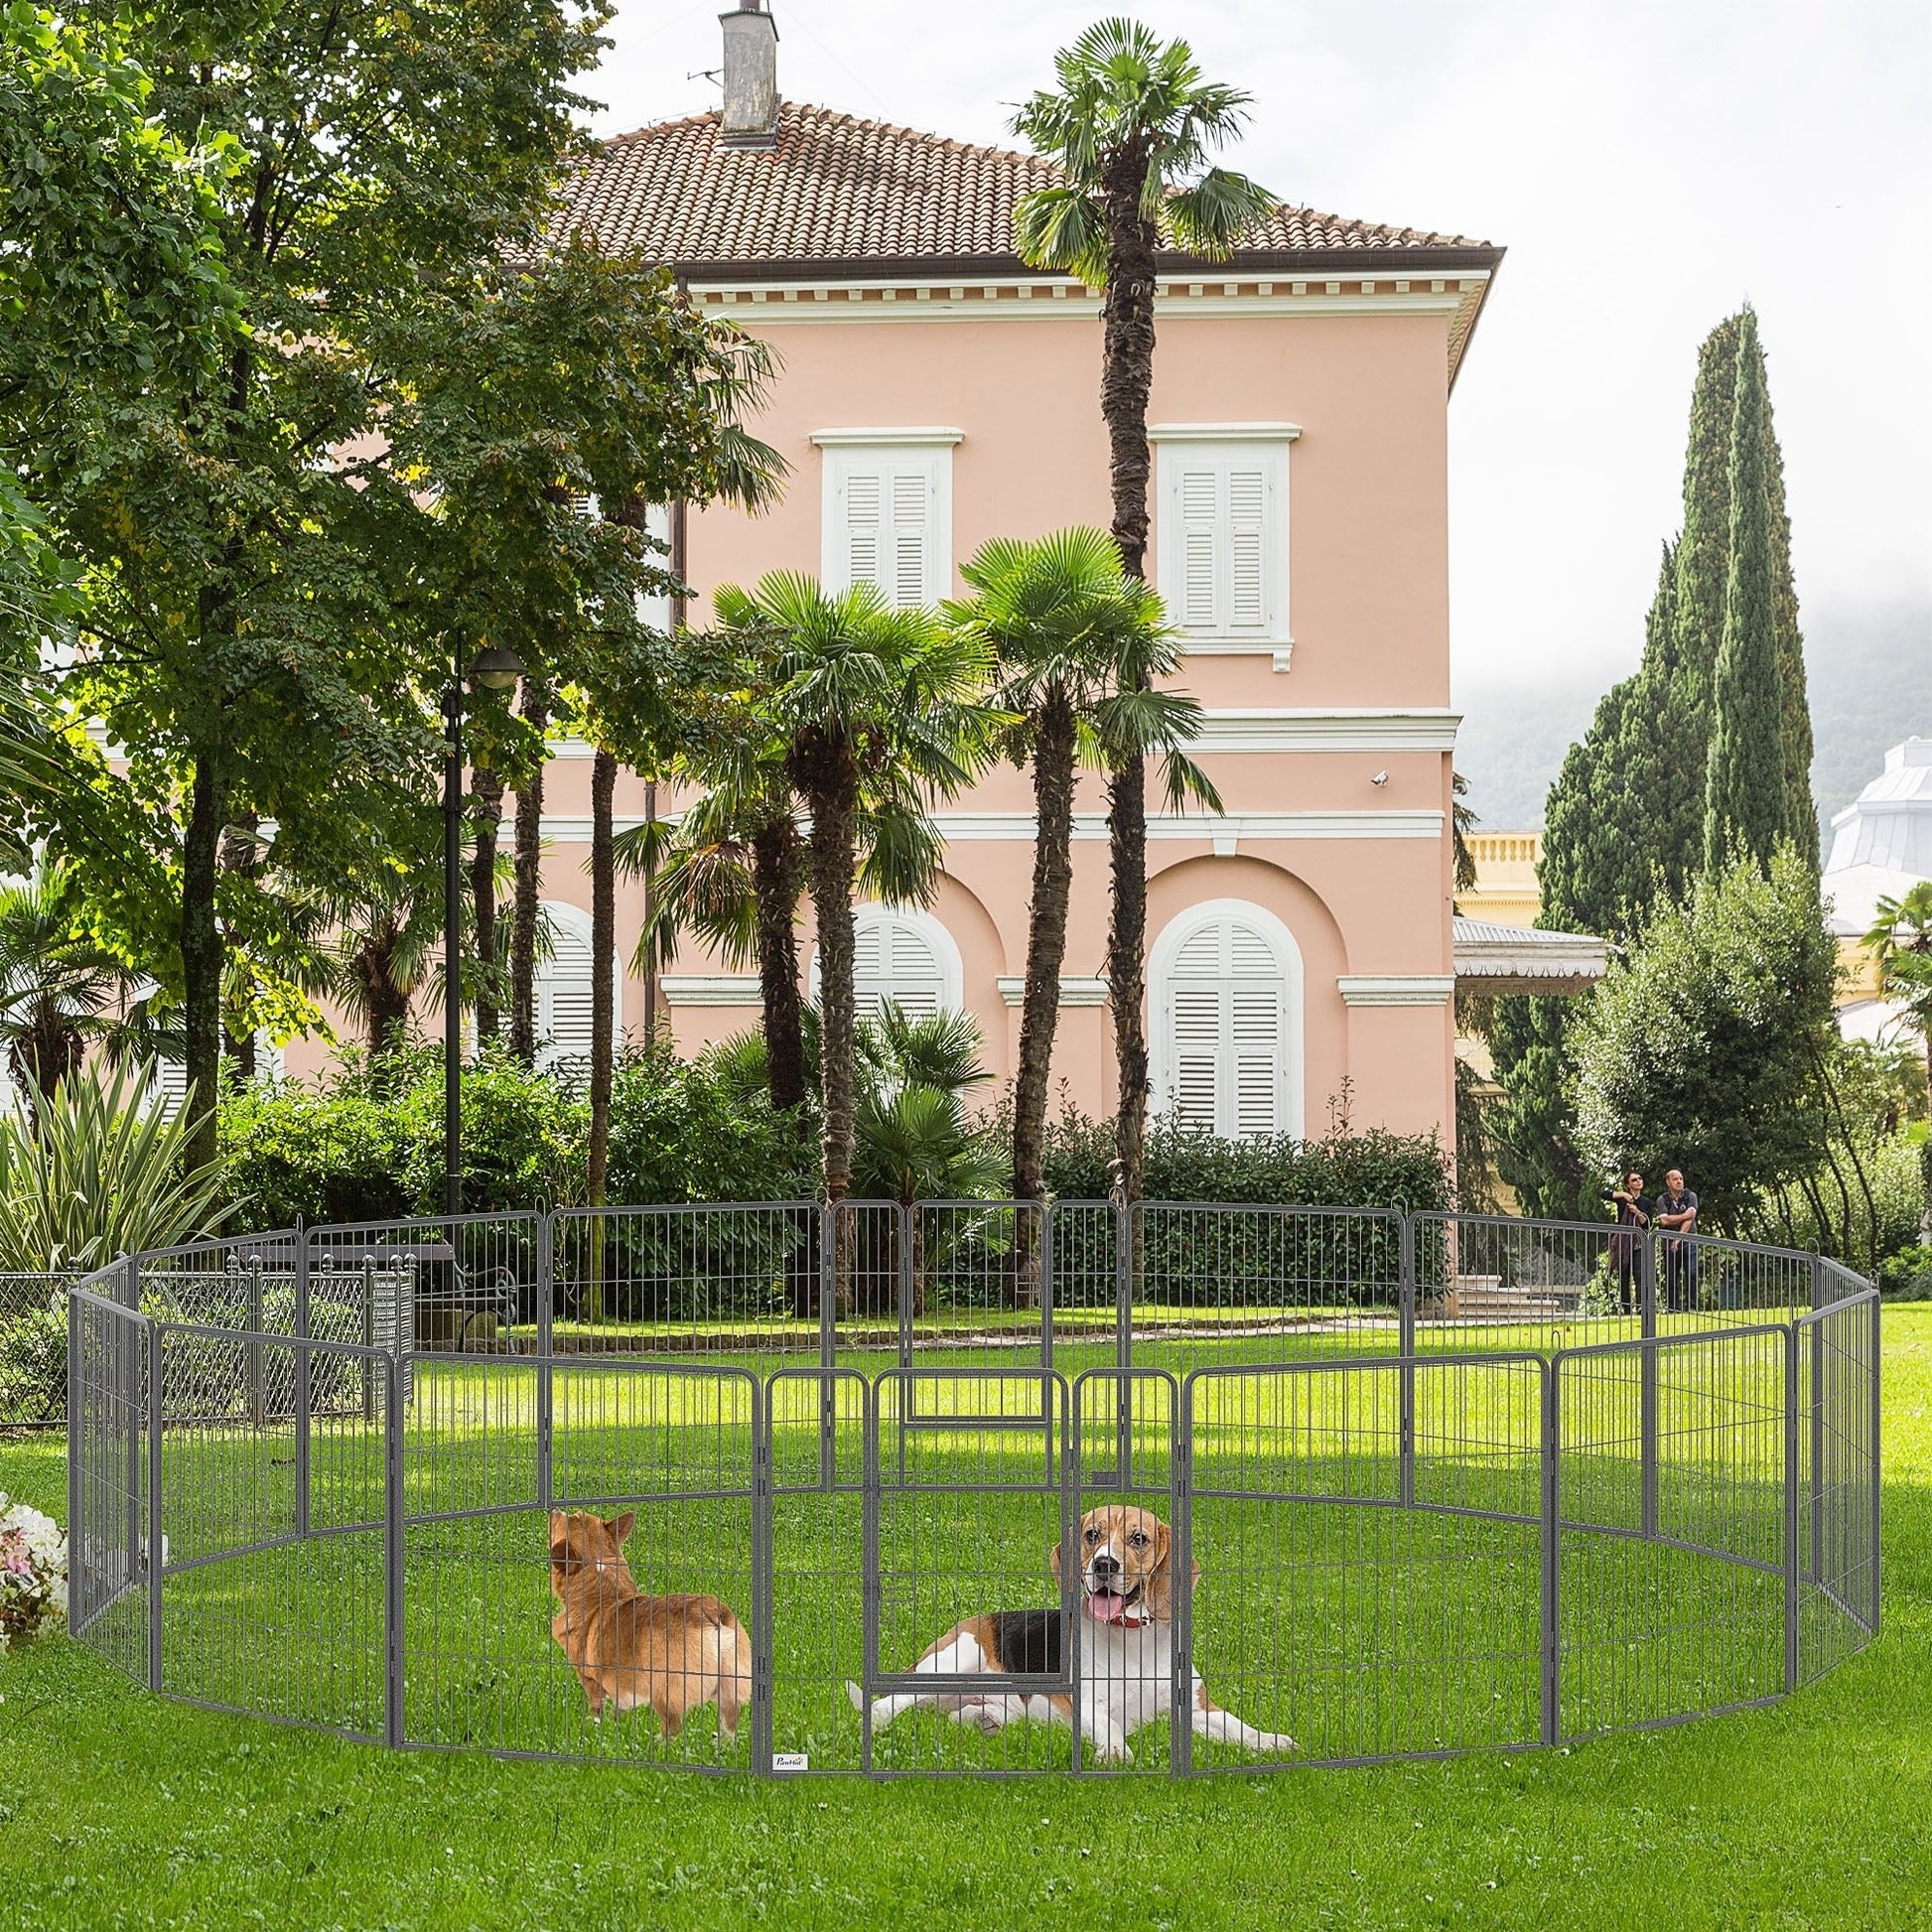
[445,639,525,1218]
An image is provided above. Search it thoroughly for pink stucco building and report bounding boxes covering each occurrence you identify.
[508,12,1506,1148]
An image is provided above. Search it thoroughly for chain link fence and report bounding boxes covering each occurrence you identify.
[63,1202,1880,1775]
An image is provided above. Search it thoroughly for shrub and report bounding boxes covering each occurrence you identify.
[0,1062,229,1269]
[1879,1243,1932,1301]
[0,1308,67,1426]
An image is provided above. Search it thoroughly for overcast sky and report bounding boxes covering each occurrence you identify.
[584,1,1932,698]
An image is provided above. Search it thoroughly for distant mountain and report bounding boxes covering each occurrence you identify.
[1452,599,1932,838]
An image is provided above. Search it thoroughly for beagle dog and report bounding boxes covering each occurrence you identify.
[848,1503,1294,1764]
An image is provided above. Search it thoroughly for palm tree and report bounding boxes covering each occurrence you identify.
[0,866,143,1115]
[1012,19,1273,1208]
[712,573,1002,1203]
[1863,882,1932,1110]
[949,527,1217,1221]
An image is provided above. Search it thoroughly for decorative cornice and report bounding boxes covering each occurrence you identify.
[1148,422,1303,443]
[995,975,1109,1009]
[934,810,1444,842]
[1190,709,1460,754]
[1337,975,1457,1007]
[659,974,761,1008]
[809,426,964,447]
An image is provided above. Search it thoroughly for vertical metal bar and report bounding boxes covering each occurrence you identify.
[66,1289,81,1617]
[751,1377,773,1775]
[1063,1375,1081,1774]
[897,1203,913,1372]
[245,1257,265,1426]
[124,1256,142,1594]
[1115,1204,1134,1492]
[294,1223,311,1539]
[443,667,465,1220]
[1172,1374,1193,1776]
[1039,1202,1054,1376]
[362,1257,377,1425]
[1539,1356,1560,1747]
[1398,1214,1417,1507]
[384,1350,405,1749]
[146,1320,164,1695]
[1783,1323,1801,1694]
[1809,1261,1825,1587]
[860,1372,881,1775]
[1870,1292,1883,1634]
[535,1210,554,1512]
[818,1205,837,1493]
[1639,1233,1659,1539]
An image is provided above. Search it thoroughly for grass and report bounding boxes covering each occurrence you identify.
[1,1311,1926,1928]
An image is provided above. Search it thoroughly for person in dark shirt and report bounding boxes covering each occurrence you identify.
[1608,1171,1652,1314]
[1656,1169,1700,1311]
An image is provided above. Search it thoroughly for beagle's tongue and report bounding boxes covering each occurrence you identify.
[1089,1589,1130,1624]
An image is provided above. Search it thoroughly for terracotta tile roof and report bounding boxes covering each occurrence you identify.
[561,102,1493,272]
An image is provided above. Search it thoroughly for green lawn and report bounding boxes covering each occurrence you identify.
[1,1311,1925,1929]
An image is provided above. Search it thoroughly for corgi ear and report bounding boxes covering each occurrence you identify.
[548,1512,572,1565]
[611,1511,635,1544]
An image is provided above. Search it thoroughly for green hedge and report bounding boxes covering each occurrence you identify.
[220,1043,809,1232]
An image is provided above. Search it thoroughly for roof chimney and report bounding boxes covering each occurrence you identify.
[719,1,779,150]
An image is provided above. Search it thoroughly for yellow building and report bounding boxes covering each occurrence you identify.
[1461,831,1543,930]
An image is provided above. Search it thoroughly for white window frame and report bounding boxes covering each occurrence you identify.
[812,429,962,609]
[1152,425,1298,653]
[809,901,964,1018]
[638,500,673,633]
[1149,897,1305,1140]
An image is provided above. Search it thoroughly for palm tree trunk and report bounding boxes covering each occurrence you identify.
[587,748,617,1208]
[752,816,808,1114]
[509,678,549,1065]
[1013,689,1078,1206]
[470,761,504,1043]
[1101,169,1161,1212]
[180,755,225,1165]
[808,768,861,1202]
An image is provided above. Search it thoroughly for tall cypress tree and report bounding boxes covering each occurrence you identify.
[1485,307,1817,1216]
[1704,312,1788,873]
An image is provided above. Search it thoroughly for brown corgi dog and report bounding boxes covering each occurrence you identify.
[547,1510,752,1741]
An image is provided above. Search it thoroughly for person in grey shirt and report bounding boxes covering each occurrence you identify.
[1656,1169,1699,1311]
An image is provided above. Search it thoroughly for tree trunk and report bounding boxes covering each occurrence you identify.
[219,813,261,1083]
[509,678,549,1065]
[807,767,861,1201]
[1013,689,1077,1203]
[353,927,411,1061]
[587,748,617,1208]
[470,761,504,1044]
[752,816,808,1114]
[1099,163,1160,1211]
[180,755,225,1168]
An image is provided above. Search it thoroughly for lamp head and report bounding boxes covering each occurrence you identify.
[471,643,525,692]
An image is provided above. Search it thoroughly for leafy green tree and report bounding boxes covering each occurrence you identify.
[29,1,612,1170]
[948,528,1213,1210]
[710,574,1002,1203]
[1704,314,1789,873]
[1571,846,1837,1233]
[1011,19,1272,1209]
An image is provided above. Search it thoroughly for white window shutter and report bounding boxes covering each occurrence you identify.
[537,909,597,1072]
[846,472,884,591]
[1227,468,1268,629]
[1178,469,1220,628]
[1163,913,1288,1140]
[891,471,930,608]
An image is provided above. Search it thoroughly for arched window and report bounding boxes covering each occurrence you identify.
[537,901,613,1071]
[1151,899,1304,1141]
[810,903,963,1018]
